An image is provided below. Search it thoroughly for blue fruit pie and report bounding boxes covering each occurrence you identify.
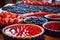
[24,16,48,26]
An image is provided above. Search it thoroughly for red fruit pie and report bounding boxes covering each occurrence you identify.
[45,14,60,20]
[21,1,60,7]
[0,11,23,31]
[2,24,44,39]
[23,12,54,17]
[43,21,60,31]
[43,21,60,37]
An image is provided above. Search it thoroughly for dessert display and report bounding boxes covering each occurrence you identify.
[45,14,60,21]
[24,16,48,26]
[2,3,60,14]
[0,11,23,32]
[2,24,44,40]
[0,0,60,40]
[43,21,60,37]
[23,12,55,17]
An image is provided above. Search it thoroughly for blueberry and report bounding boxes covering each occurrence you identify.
[2,3,60,14]
[24,16,48,26]
[2,6,13,11]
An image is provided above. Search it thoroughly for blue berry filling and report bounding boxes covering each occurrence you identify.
[2,3,60,14]
[24,16,48,26]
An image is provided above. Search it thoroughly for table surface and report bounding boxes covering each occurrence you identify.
[0,34,60,40]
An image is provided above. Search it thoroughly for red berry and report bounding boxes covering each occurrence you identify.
[4,18,10,24]
[6,15,11,18]
[5,12,10,15]
[11,14,18,19]
[1,18,5,22]
[14,18,18,23]
[0,17,1,21]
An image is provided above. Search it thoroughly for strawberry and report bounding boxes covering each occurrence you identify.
[38,2,43,6]
[41,2,45,6]
[1,18,5,22]
[0,17,1,21]
[4,18,10,25]
[22,0,25,4]
[6,15,11,18]
[51,3,55,7]
[32,1,36,5]
[30,2,34,5]
[14,18,18,23]
[1,11,5,15]
[9,18,14,23]
[9,19,13,25]
[1,18,5,25]
[5,11,10,15]
[11,14,18,19]
[0,13,5,18]
[26,0,29,4]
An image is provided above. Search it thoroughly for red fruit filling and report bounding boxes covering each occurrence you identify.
[44,22,60,30]
[4,24,42,36]
[23,12,54,17]
[0,11,23,25]
[47,14,60,18]
[22,0,60,7]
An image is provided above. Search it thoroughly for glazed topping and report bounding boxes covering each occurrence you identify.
[0,11,23,25]
[44,22,60,30]
[4,24,42,37]
[22,1,60,7]
[47,14,60,18]
[24,16,47,25]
